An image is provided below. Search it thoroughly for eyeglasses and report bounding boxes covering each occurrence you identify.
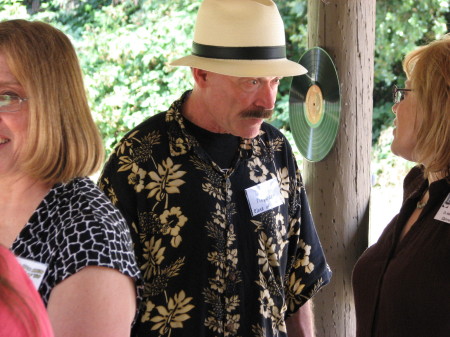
[0,95,28,112]
[393,85,412,104]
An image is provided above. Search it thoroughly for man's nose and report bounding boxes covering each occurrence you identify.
[254,83,277,110]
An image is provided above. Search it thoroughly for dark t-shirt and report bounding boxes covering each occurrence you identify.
[352,166,450,337]
[183,118,240,170]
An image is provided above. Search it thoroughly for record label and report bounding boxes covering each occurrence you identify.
[289,47,341,162]
[305,84,324,128]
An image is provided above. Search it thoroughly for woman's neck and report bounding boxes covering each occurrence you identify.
[0,174,52,247]
[427,170,446,185]
[0,172,51,200]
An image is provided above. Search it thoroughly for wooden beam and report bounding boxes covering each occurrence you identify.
[305,0,376,336]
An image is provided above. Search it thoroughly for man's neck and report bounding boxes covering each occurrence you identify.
[181,88,225,134]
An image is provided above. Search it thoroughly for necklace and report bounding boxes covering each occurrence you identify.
[416,200,427,209]
[416,188,429,209]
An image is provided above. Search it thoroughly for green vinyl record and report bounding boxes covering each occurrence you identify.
[289,47,341,162]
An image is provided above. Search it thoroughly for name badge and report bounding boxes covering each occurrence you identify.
[434,193,450,224]
[16,256,48,290]
[245,178,284,216]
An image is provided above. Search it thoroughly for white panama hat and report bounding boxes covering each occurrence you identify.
[170,0,308,77]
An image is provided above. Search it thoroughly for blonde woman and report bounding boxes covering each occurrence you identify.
[0,20,141,337]
[353,34,450,337]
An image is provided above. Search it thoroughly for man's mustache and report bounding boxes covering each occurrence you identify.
[240,109,273,119]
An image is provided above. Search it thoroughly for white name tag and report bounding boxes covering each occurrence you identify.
[434,193,450,223]
[16,257,48,290]
[245,178,284,217]
[434,193,450,224]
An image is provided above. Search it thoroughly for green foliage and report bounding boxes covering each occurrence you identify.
[70,0,199,152]
[273,1,308,133]
[371,126,414,187]
[373,0,449,144]
[375,0,449,87]
[372,101,395,144]
[0,0,28,18]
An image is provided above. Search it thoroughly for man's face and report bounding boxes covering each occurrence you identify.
[197,71,281,139]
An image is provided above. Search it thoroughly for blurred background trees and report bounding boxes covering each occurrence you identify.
[1,0,449,160]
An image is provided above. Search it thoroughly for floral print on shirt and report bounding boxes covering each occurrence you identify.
[99,91,331,337]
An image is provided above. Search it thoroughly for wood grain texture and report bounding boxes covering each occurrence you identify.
[305,1,376,336]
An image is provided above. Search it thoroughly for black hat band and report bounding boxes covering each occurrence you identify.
[192,42,286,60]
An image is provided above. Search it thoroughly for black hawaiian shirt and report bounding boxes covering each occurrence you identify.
[99,91,331,337]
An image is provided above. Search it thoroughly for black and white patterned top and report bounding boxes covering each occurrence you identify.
[11,177,142,306]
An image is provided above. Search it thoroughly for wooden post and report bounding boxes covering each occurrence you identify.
[305,1,376,336]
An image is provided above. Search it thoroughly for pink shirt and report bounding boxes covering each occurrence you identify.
[0,245,54,337]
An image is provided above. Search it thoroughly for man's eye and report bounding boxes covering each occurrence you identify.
[270,78,281,86]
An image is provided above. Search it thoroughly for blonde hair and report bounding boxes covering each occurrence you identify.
[403,33,450,178]
[0,20,103,184]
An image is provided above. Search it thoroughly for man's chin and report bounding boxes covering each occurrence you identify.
[236,120,264,138]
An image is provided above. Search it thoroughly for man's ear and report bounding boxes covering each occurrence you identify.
[192,68,209,87]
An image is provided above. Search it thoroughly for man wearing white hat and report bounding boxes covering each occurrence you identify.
[99,0,331,336]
